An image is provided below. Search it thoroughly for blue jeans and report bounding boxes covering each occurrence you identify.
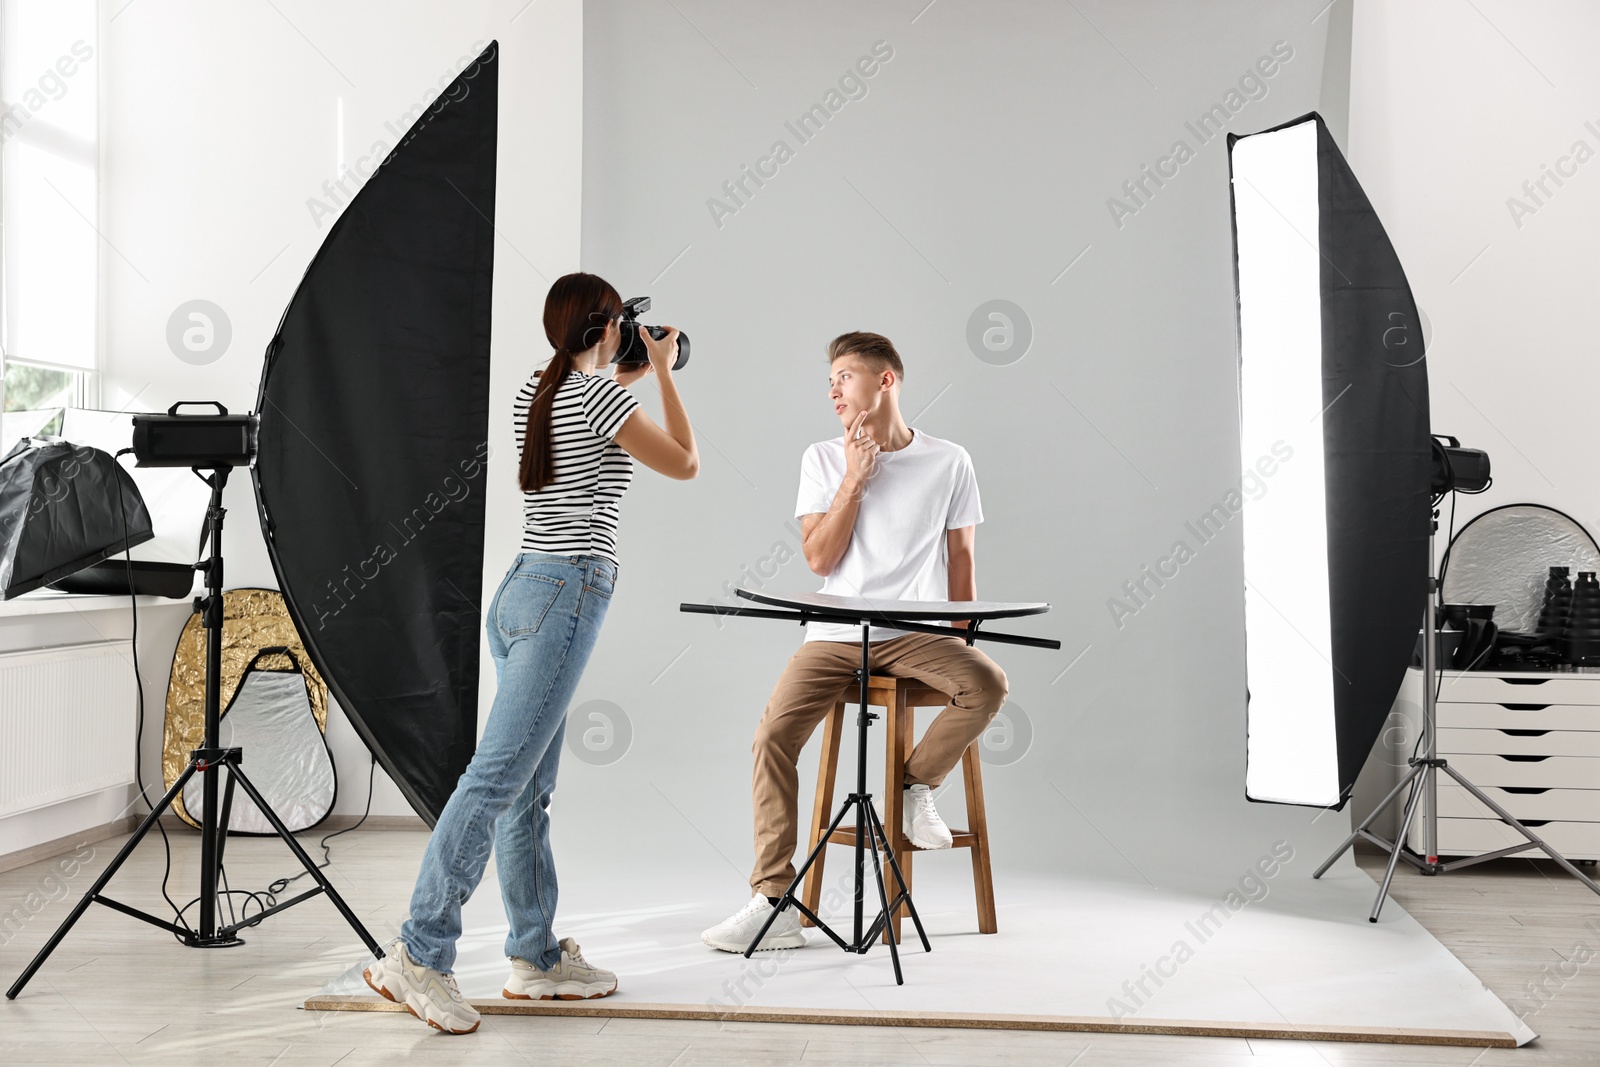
[400,551,616,973]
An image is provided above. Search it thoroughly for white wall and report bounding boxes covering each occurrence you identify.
[1350,0,1600,541]
[98,0,584,820]
[1346,0,1600,834]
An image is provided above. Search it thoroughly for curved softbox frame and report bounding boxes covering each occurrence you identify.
[251,41,499,825]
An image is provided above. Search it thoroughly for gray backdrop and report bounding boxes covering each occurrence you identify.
[552,0,1357,892]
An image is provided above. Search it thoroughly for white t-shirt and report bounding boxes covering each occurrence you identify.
[793,426,983,643]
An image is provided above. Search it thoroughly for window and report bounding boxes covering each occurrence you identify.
[0,0,97,446]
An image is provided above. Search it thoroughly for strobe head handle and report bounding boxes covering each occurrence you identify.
[132,404,258,468]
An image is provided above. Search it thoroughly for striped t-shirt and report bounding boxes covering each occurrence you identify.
[513,367,642,567]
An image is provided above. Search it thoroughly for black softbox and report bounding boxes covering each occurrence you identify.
[1227,112,1432,809]
[251,41,499,825]
[0,437,154,599]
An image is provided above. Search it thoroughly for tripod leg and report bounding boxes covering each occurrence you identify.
[222,764,382,956]
[1314,762,1422,879]
[1371,767,1427,922]
[868,800,930,952]
[862,800,904,985]
[853,632,870,950]
[215,766,240,926]
[215,765,237,868]
[1440,764,1600,898]
[801,702,844,928]
[7,762,200,999]
[746,796,858,957]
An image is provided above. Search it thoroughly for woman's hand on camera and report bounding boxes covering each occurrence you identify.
[642,325,679,374]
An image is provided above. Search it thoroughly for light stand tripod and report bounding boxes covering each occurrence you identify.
[1313,504,1600,920]
[8,466,382,999]
[680,588,1058,984]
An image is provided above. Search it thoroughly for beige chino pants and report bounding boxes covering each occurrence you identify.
[750,631,1008,898]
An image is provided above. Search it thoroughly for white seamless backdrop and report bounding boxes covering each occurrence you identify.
[560,0,1359,893]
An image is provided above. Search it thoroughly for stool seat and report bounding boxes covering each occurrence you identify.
[801,674,997,941]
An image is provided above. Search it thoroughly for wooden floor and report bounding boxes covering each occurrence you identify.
[0,828,1593,1065]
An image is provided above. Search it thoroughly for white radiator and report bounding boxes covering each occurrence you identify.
[0,641,137,818]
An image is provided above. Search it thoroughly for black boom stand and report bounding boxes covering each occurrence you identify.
[8,466,382,999]
[680,588,1058,984]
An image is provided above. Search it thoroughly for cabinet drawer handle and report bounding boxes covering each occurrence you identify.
[1503,787,1550,794]
[1501,729,1551,737]
[1501,754,1550,763]
[1499,703,1550,711]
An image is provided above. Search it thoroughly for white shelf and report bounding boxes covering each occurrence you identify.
[0,592,192,619]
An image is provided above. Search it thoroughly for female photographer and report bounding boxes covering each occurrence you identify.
[366,272,699,1033]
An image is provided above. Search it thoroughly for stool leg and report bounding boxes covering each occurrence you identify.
[883,687,913,944]
[963,741,997,934]
[801,701,845,928]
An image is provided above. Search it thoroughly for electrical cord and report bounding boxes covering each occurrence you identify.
[112,454,373,938]
[266,753,377,897]
[114,447,194,941]
[174,753,377,930]
[115,459,377,933]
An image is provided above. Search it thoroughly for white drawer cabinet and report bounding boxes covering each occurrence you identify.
[1405,669,1600,861]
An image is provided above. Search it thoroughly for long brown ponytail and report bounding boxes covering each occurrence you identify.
[519,273,624,492]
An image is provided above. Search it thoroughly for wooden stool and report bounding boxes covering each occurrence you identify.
[800,674,997,942]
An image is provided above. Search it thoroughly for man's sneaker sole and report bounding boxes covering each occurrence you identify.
[364,962,481,1034]
[700,927,807,954]
[502,981,617,1001]
[904,815,954,850]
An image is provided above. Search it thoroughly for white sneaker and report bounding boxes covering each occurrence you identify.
[363,939,481,1035]
[503,937,618,1000]
[701,893,807,953]
[903,784,954,849]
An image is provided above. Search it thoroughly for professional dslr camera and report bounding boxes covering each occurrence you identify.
[611,296,690,370]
